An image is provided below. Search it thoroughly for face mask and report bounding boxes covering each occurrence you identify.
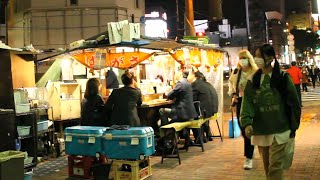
[240,59,249,67]
[254,57,265,69]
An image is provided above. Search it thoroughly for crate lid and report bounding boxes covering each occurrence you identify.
[104,126,154,136]
[64,126,107,135]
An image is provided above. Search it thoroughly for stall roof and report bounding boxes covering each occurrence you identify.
[37,33,227,62]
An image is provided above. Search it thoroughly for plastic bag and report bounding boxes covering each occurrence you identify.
[284,138,295,169]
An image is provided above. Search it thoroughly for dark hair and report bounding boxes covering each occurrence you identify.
[182,70,189,78]
[194,71,206,81]
[156,75,164,82]
[121,71,134,86]
[84,78,100,98]
[291,61,297,66]
[252,44,282,91]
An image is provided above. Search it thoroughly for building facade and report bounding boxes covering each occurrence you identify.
[8,0,145,49]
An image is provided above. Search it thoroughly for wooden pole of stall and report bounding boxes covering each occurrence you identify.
[185,0,195,36]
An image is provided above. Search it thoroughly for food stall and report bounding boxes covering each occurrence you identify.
[36,35,226,137]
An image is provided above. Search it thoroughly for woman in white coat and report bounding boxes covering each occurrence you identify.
[228,49,258,170]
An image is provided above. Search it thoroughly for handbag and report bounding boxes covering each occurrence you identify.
[284,138,295,169]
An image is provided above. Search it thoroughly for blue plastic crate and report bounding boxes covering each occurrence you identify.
[64,126,107,156]
[103,127,155,160]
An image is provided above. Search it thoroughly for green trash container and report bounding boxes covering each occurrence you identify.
[0,151,26,180]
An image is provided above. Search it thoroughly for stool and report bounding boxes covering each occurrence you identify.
[208,113,223,142]
[112,157,152,180]
[159,121,192,165]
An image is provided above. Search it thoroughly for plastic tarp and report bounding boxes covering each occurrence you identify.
[0,151,26,163]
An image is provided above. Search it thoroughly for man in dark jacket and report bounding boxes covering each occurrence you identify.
[105,71,142,126]
[159,70,197,125]
[188,70,218,142]
[159,70,197,147]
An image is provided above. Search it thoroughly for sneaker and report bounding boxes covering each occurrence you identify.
[243,158,253,170]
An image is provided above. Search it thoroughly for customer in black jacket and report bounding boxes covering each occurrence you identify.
[188,70,217,142]
[159,70,197,148]
[188,70,213,118]
[105,71,142,126]
[81,78,105,126]
[159,70,197,125]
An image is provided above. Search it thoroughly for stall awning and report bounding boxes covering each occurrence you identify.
[70,49,154,69]
[36,36,227,69]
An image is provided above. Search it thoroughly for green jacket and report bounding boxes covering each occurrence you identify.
[240,72,301,135]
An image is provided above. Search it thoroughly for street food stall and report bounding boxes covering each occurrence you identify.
[35,35,227,137]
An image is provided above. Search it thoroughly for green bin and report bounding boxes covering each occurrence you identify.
[0,151,26,180]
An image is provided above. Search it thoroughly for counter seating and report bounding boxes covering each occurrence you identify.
[159,121,192,165]
[159,108,221,165]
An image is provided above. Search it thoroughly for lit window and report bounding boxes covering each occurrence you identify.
[70,0,78,6]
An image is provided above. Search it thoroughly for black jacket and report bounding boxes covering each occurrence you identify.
[206,82,219,115]
[105,86,142,126]
[167,78,197,121]
[81,94,105,126]
[191,79,213,118]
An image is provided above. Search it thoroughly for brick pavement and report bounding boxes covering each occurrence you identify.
[33,102,320,180]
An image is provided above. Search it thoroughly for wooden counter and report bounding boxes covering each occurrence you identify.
[140,100,173,108]
[138,100,173,136]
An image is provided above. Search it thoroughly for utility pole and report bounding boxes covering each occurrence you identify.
[244,0,251,51]
[176,0,180,39]
[185,0,195,36]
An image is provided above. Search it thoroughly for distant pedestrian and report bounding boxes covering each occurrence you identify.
[228,49,258,170]
[287,61,302,106]
[301,66,309,92]
[240,44,301,180]
[308,65,318,88]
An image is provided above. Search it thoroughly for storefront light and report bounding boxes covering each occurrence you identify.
[145,19,168,38]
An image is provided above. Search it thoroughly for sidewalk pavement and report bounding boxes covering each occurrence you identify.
[33,102,320,180]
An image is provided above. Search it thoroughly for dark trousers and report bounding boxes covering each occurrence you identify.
[236,97,254,159]
[295,84,302,106]
[302,83,308,92]
[311,77,317,88]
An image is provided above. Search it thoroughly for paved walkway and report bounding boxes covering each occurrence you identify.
[33,102,320,180]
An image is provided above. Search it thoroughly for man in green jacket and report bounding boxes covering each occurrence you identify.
[240,44,301,180]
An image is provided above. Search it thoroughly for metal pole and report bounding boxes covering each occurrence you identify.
[176,0,179,38]
[5,1,8,44]
[245,0,251,51]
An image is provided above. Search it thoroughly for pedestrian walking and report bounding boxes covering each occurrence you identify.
[301,66,309,92]
[287,61,302,106]
[228,49,258,170]
[308,65,318,89]
[240,44,301,180]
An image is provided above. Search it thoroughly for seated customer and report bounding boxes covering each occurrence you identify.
[187,70,214,142]
[199,71,219,141]
[81,78,105,126]
[105,71,142,127]
[159,70,197,147]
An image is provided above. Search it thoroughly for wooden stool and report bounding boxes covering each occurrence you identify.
[159,121,192,165]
